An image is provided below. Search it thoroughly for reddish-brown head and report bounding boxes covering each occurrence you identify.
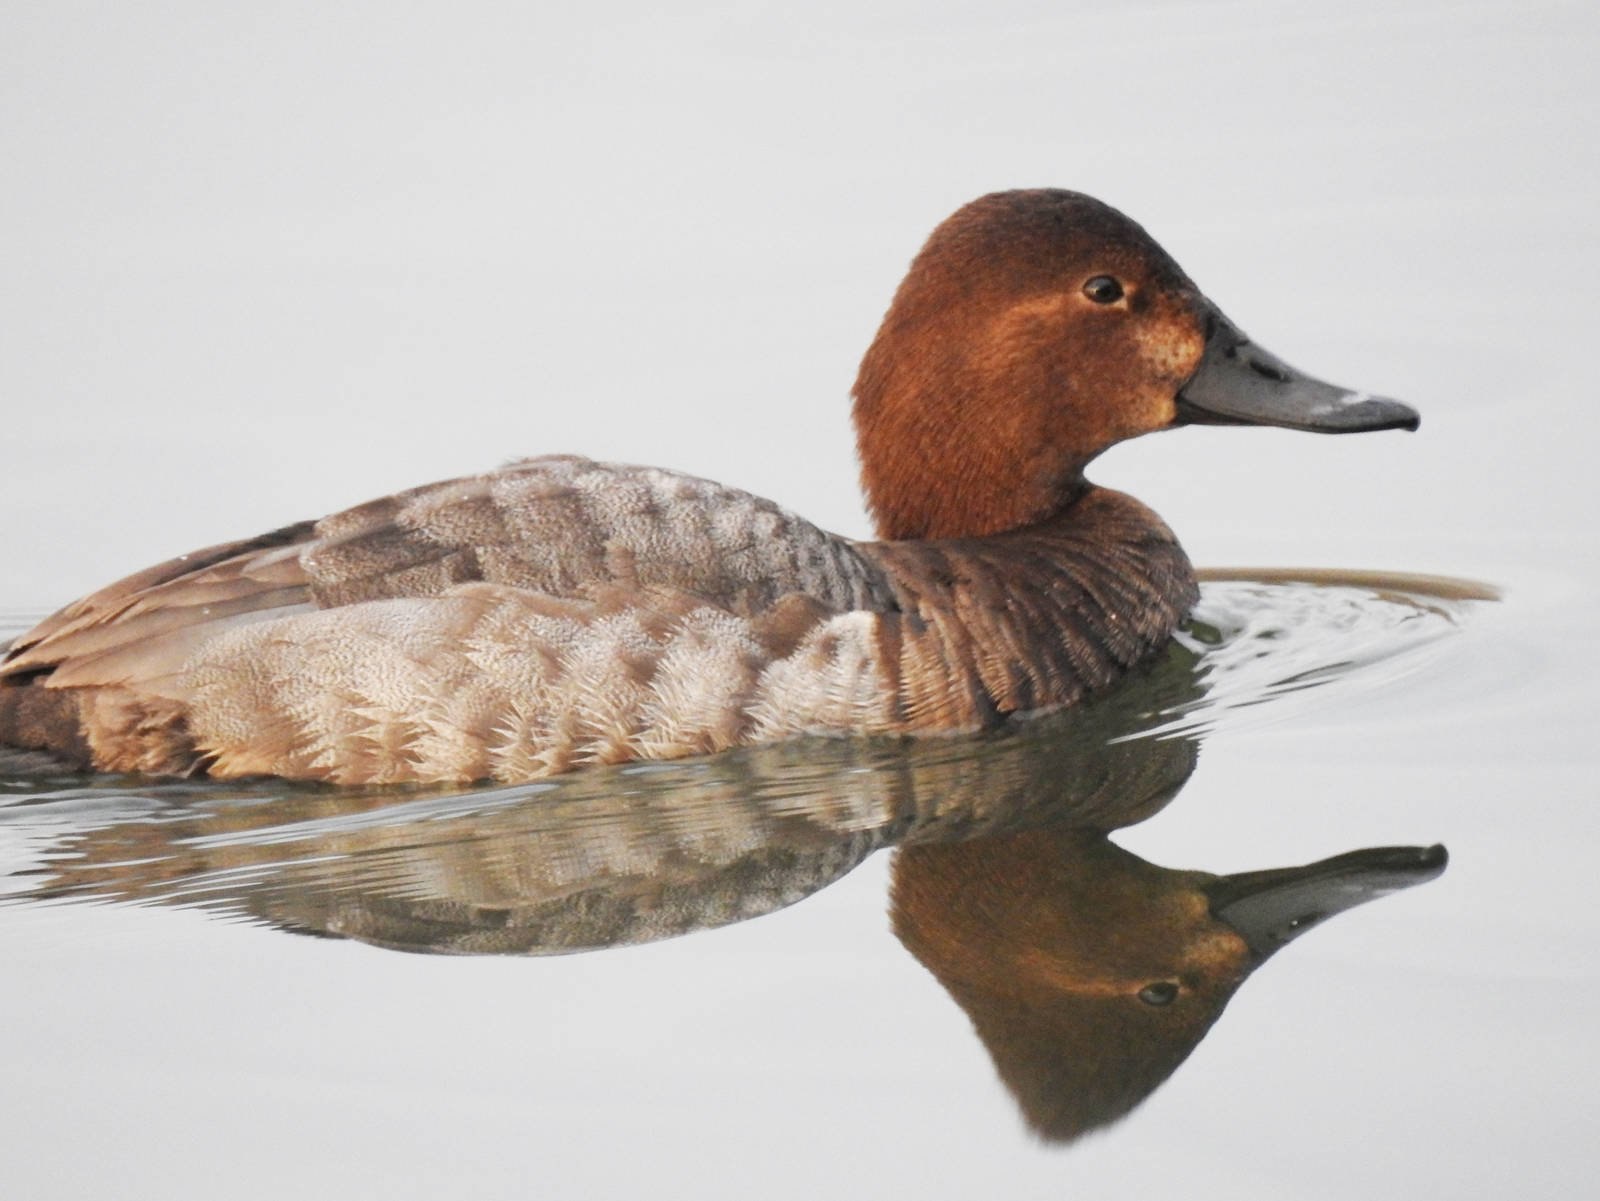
[853,189,1418,541]
[853,190,1208,540]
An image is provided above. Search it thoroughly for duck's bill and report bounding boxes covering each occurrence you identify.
[1175,310,1420,433]
[1204,843,1447,960]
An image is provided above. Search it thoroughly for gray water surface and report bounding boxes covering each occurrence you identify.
[5,572,1574,1198]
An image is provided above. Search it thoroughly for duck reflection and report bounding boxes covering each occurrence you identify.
[894,829,1443,1141]
[9,621,1445,1142]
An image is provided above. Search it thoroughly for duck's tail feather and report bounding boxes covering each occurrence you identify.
[0,684,95,773]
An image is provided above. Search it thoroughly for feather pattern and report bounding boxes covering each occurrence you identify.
[0,459,1194,784]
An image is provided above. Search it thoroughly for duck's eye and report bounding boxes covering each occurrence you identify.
[1137,981,1180,1007]
[1083,275,1124,305]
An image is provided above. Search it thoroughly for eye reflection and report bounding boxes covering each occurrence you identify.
[1137,980,1180,1006]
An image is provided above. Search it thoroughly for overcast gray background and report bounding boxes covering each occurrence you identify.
[2,2,1597,1198]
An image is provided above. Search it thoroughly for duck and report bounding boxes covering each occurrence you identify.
[0,189,1418,785]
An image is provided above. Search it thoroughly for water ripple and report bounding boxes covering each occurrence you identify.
[0,571,1496,929]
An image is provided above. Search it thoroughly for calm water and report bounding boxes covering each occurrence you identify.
[9,570,1579,1197]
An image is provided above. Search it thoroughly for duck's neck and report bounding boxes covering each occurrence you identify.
[852,295,1104,540]
[854,387,1097,541]
[860,449,1093,542]
[859,488,1198,727]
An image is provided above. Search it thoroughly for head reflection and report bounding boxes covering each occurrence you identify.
[893,829,1444,1142]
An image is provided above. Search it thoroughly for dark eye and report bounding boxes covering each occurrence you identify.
[1137,981,1179,1007]
[1083,275,1124,304]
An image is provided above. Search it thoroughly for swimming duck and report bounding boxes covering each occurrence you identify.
[0,189,1418,784]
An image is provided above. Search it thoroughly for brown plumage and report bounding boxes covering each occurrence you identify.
[0,189,1415,784]
[855,191,1207,540]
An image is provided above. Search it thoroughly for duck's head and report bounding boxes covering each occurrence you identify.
[892,829,1445,1142]
[854,190,1419,539]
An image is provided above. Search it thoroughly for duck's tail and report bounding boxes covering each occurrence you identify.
[0,682,95,774]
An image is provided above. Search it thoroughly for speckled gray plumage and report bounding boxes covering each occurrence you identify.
[0,457,1195,784]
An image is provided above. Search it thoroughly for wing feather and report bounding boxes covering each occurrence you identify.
[2,456,889,698]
